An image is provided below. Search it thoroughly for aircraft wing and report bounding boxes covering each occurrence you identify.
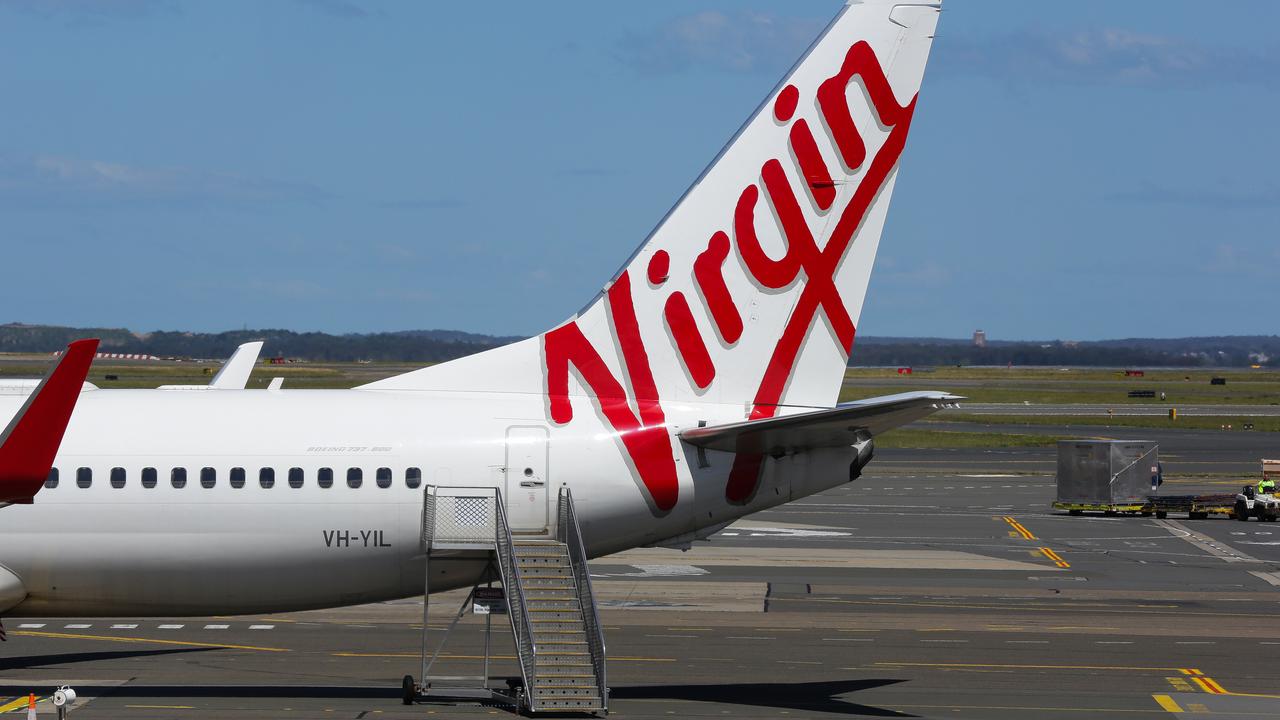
[678,391,962,455]
[0,339,99,505]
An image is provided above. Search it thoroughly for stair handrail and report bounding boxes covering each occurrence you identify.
[557,486,608,711]
[492,489,538,708]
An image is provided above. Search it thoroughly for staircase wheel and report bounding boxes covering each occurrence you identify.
[401,675,415,705]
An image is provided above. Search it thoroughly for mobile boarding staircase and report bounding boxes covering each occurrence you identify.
[403,485,608,715]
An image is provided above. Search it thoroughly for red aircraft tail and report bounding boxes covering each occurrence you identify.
[0,339,99,504]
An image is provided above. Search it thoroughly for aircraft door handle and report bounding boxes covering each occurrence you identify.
[520,480,545,488]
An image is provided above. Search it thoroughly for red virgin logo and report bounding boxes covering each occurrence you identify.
[543,41,919,513]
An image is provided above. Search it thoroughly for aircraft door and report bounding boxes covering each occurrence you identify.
[504,425,549,534]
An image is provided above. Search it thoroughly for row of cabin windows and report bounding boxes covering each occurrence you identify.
[44,466,422,490]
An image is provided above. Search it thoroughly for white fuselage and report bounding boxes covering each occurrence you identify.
[0,387,855,616]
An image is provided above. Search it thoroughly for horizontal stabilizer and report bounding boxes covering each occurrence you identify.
[0,338,99,504]
[679,391,961,455]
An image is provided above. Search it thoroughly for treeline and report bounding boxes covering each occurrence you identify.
[0,324,520,363]
[1,323,1275,367]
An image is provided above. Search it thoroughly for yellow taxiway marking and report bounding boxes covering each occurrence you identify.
[125,705,195,710]
[0,697,35,714]
[886,703,1167,714]
[1152,695,1185,713]
[1192,676,1228,694]
[1165,677,1194,692]
[1040,546,1071,568]
[876,661,1197,673]
[1004,516,1037,540]
[785,597,1260,618]
[331,651,674,662]
[13,630,289,653]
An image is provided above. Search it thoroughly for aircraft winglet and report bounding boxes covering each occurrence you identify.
[0,339,99,504]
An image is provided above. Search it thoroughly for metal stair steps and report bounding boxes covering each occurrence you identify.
[507,505,607,712]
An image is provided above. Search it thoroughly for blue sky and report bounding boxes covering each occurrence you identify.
[1,0,1276,341]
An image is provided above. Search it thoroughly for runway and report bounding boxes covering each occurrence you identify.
[3,424,1279,718]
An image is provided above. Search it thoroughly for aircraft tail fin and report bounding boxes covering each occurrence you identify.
[363,0,942,417]
[0,339,99,504]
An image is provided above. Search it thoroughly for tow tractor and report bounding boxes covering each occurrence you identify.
[1235,460,1280,522]
[1234,485,1279,522]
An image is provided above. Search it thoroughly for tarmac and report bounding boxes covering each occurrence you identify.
[959,403,1280,417]
[3,424,1279,719]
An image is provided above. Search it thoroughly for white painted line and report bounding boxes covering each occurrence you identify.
[645,634,696,638]
[64,624,91,629]
[727,636,773,640]
[1157,519,1261,564]
[111,623,138,629]
[1006,640,1049,644]
[921,639,968,643]
[157,624,184,630]
[777,660,822,664]
[1095,641,1133,645]
[823,637,874,642]
[1250,571,1280,587]
[17,623,45,629]
[204,624,230,630]
[248,624,275,630]
[1175,641,1215,645]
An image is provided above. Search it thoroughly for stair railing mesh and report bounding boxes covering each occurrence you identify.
[558,486,608,710]
[493,491,538,705]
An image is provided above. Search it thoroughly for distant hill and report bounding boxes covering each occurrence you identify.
[1,323,1275,367]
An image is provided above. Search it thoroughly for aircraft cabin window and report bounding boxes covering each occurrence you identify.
[142,467,157,489]
[76,467,92,489]
[171,467,187,489]
[201,467,216,489]
[288,467,304,489]
[110,467,126,489]
[318,467,333,489]
[405,467,422,490]
[45,468,59,489]
[230,467,245,489]
[260,467,275,489]
[347,468,362,489]
[376,467,392,489]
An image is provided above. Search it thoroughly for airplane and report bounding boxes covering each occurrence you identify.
[0,0,951,625]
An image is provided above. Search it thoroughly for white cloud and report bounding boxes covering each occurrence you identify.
[938,27,1279,87]
[617,10,825,75]
[0,153,331,209]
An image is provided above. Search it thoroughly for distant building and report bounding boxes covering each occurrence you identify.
[972,329,987,348]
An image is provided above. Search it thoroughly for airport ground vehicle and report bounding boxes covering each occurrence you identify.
[1235,485,1279,522]
[1057,494,1236,520]
[1057,460,1280,521]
